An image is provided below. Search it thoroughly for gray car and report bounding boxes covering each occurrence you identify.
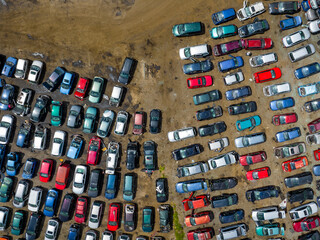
[235,132,266,148]
[67,105,82,128]
[177,162,209,178]
[97,110,115,138]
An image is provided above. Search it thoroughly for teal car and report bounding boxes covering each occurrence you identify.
[256,223,285,236]
[51,101,62,126]
[0,176,13,202]
[210,24,238,39]
[172,22,204,37]
[236,115,261,131]
[83,107,97,133]
[11,210,25,235]
[89,76,104,103]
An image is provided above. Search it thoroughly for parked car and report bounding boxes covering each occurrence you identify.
[60,71,75,95]
[97,110,115,138]
[287,188,314,203]
[14,59,29,78]
[55,162,71,190]
[313,164,320,176]
[88,169,102,198]
[235,132,266,148]
[282,156,308,172]
[308,117,320,133]
[172,22,204,37]
[211,193,238,208]
[303,98,320,112]
[39,159,53,182]
[168,127,196,142]
[45,219,59,240]
[210,177,237,191]
[280,16,302,30]
[13,179,30,208]
[106,141,120,174]
[30,95,50,122]
[175,179,207,193]
[208,137,229,152]
[241,38,272,49]
[102,231,114,240]
[6,152,21,176]
[212,8,236,24]
[187,228,214,240]
[126,141,139,170]
[16,121,33,148]
[224,71,244,86]
[68,224,81,240]
[89,76,104,103]
[196,105,222,121]
[293,216,320,232]
[187,75,213,89]
[236,115,261,131]
[276,127,301,143]
[272,113,297,126]
[22,158,37,179]
[51,101,62,126]
[109,85,124,107]
[185,211,214,227]
[0,145,5,171]
[156,178,168,203]
[72,165,87,194]
[208,151,238,170]
[256,223,285,236]
[298,231,320,239]
[309,0,319,9]
[179,44,210,60]
[27,60,43,83]
[177,162,209,178]
[225,86,251,100]
[150,109,161,134]
[237,1,265,21]
[182,194,210,211]
[289,44,315,62]
[298,81,320,97]
[43,66,66,92]
[107,203,120,231]
[142,207,154,233]
[210,25,238,39]
[13,88,33,116]
[249,52,277,68]
[218,56,243,72]
[216,224,247,240]
[213,40,242,56]
[83,107,97,133]
[0,176,13,202]
[246,167,271,181]
[123,173,135,201]
[246,185,279,202]
[252,206,286,221]
[263,82,291,97]
[0,84,15,110]
[172,144,201,161]
[124,203,136,232]
[270,97,294,110]
[67,105,82,128]
[285,172,313,188]
[198,121,227,137]
[269,1,301,14]
[11,210,25,235]
[238,19,269,38]
[51,130,66,156]
[114,111,128,135]
[159,204,171,233]
[290,202,318,220]
[85,230,98,240]
[183,60,214,75]
[308,19,320,33]
[240,151,266,166]
[219,209,244,224]
[105,174,118,200]
[314,149,320,160]
[132,111,145,135]
[306,132,320,145]
[87,136,101,165]
[44,188,59,217]
[88,201,103,229]
[282,28,310,47]
[25,212,42,240]
[74,77,89,100]
[75,197,87,224]
[118,57,136,84]
[1,57,17,77]
[67,135,84,159]
[228,101,257,115]
[59,193,75,222]
[305,8,320,21]
[254,67,281,83]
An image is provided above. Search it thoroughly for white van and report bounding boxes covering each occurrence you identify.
[109,85,124,107]
[14,59,29,79]
[28,186,43,212]
[179,44,210,60]
[168,127,196,142]
[288,44,315,62]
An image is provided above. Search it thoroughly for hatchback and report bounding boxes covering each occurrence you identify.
[270,97,294,111]
[298,81,320,97]
[246,167,271,181]
[212,193,238,208]
[0,84,15,110]
[87,136,101,165]
[30,95,50,123]
[67,135,84,159]
[218,56,243,72]
[51,101,62,126]
[72,165,87,194]
[280,16,302,30]
[89,76,104,103]
[27,60,43,83]
[45,219,59,240]
[39,159,53,182]
[107,203,121,231]
[88,169,102,198]
[212,8,236,25]
[75,196,87,224]
[88,201,103,229]
[114,111,129,135]
[22,158,37,179]
[254,67,281,83]
[51,130,66,156]
[185,211,214,227]
[1,57,17,77]
[43,66,65,92]
[97,109,115,138]
[67,105,82,128]
[11,210,25,235]
[187,75,213,89]
[210,24,238,39]
[83,107,97,133]
[156,178,168,203]
[74,77,90,100]
[44,188,59,217]
[225,86,251,100]
[60,72,76,95]
[172,22,204,37]
[133,111,145,135]
[6,152,21,176]
[25,212,42,240]
[183,60,213,75]
[276,127,301,142]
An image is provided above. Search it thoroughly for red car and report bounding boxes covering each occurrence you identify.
[240,151,267,166]
[74,77,90,100]
[132,111,145,135]
[55,162,71,190]
[246,167,271,181]
[86,136,101,165]
[293,216,320,232]
[314,149,320,161]
[187,76,213,89]
[74,196,87,223]
[272,113,297,126]
[213,40,242,56]
[241,38,272,50]
[282,156,308,172]
[39,159,53,182]
[308,118,320,133]
[107,203,121,231]
[254,67,282,83]
[182,194,210,211]
[187,227,214,240]
[185,211,214,227]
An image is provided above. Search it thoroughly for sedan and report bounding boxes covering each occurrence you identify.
[44,188,59,217]
[285,172,313,188]
[51,101,62,126]
[270,97,294,111]
[269,1,301,14]
[172,144,202,161]
[172,22,204,37]
[287,188,314,203]
[182,195,210,211]
[142,207,154,233]
[187,75,213,89]
[293,216,320,232]
[219,209,244,224]
[45,219,59,240]
[88,201,103,229]
[276,127,301,143]
[25,212,42,240]
[51,130,66,156]
[150,109,161,134]
[224,71,244,86]
[187,228,214,240]
[241,38,272,49]
[254,67,282,83]
[88,169,102,198]
[210,177,237,191]
[107,203,120,231]
[234,132,266,148]
[280,16,302,30]
[272,113,297,126]
[218,56,243,72]
[27,60,43,83]
[236,115,261,131]
[212,8,236,25]
[73,165,87,194]
[67,135,84,159]
[198,121,227,137]
[75,197,87,224]
[228,101,257,115]
[74,77,89,100]
[0,84,15,110]
[97,109,115,138]
[256,223,285,236]
[30,95,50,123]
[59,193,75,222]
[42,66,65,92]
[236,2,265,21]
[6,152,21,176]
[225,86,251,100]
[83,107,97,133]
[210,25,238,39]
[1,57,17,77]
[211,193,238,208]
[183,60,213,75]
[246,167,271,181]
[213,40,242,56]
[207,151,238,170]
[240,151,266,166]
[263,82,291,97]
[67,105,82,128]
[175,179,207,193]
[246,185,279,202]
[114,111,128,136]
[89,76,104,103]
[22,158,37,179]
[196,106,222,121]
[308,19,320,33]
[303,98,320,112]
[298,81,320,97]
[282,28,310,47]
[238,19,269,38]
[0,114,14,145]
[185,211,214,227]
[249,52,278,67]
[60,72,75,95]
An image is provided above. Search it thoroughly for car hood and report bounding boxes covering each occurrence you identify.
[68,146,78,158]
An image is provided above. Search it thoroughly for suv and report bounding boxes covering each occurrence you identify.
[252,206,286,221]
[142,207,154,233]
[13,88,33,116]
[118,57,136,84]
[172,22,204,37]
[126,141,139,170]
[43,66,66,92]
[106,142,120,174]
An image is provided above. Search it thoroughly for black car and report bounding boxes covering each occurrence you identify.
[246,185,279,202]
[183,60,213,75]
[303,98,320,113]
[238,19,269,38]
[298,230,320,240]
[156,178,168,203]
[285,172,313,188]
[118,57,136,85]
[30,95,51,122]
[228,101,257,115]
[25,212,42,240]
[193,90,221,105]
[150,109,161,134]
[172,144,201,161]
[269,1,300,15]
[143,141,156,174]
[210,177,237,191]
[58,193,75,222]
[159,204,171,233]
[198,121,227,137]
[13,88,34,116]
[68,223,81,240]
[219,209,245,224]
[42,66,65,92]
[88,169,102,198]
[196,106,223,121]
[287,188,314,204]
[126,141,139,170]
[211,193,238,208]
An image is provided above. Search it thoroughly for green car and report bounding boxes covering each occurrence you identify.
[51,101,62,126]
[11,210,25,235]
[256,223,285,236]
[89,76,104,103]
[83,107,97,133]
[172,22,204,37]
[210,24,238,39]
[0,176,13,202]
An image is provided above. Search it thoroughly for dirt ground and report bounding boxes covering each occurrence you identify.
[0,0,320,239]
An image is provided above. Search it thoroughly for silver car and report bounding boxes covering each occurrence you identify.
[207,151,239,170]
[88,201,103,229]
[217,223,247,240]
[97,110,115,138]
[45,219,59,240]
[33,124,48,150]
[114,111,128,136]
[0,114,14,145]
[13,179,30,208]
[67,105,82,128]
[177,162,209,178]
[249,52,278,67]
[235,132,266,148]
[274,142,306,158]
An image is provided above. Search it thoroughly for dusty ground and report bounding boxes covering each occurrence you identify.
[0,0,320,239]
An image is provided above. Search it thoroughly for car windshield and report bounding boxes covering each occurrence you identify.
[247,24,255,33]
[215,12,224,22]
[252,172,259,179]
[276,101,284,109]
[90,91,100,97]
[221,44,228,53]
[271,70,276,78]
[184,48,191,58]
[0,98,8,105]
[35,100,45,109]
[70,110,78,116]
[177,24,185,34]
[76,87,84,93]
[90,214,98,222]
[279,116,287,124]
[301,222,309,231]
[286,36,293,45]
[24,162,33,173]
[217,27,223,36]
[54,138,62,144]
[61,83,69,89]
[246,156,253,164]
[182,184,188,192]
[245,7,251,16]
[31,65,40,71]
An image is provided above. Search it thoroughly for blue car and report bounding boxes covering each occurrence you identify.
[301,0,310,11]
[270,97,294,111]
[225,86,251,101]
[6,152,20,176]
[105,174,118,199]
[0,84,15,110]
[67,135,84,159]
[211,8,236,25]
[236,115,261,131]
[68,224,81,240]
[22,158,37,179]
[276,127,301,143]
[183,60,213,75]
[218,56,243,72]
[280,16,302,30]
[175,179,207,193]
[295,62,320,79]
[60,72,76,95]
[0,145,6,171]
[44,188,59,217]
[298,82,320,97]
[219,209,245,224]
[16,122,32,148]
[1,57,17,77]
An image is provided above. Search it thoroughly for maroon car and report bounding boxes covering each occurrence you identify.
[308,118,320,133]
[187,227,214,240]
[240,151,267,166]
[213,40,242,56]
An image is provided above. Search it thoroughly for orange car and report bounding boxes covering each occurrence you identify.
[282,156,308,172]
[182,195,210,211]
[185,211,214,227]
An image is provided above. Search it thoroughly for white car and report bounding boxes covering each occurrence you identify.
[88,201,103,229]
[288,44,315,62]
[102,230,114,240]
[216,224,247,240]
[28,187,43,212]
[168,127,196,142]
[249,52,278,67]
[208,137,229,152]
[307,133,320,145]
[0,207,9,231]
[27,60,43,83]
[289,202,318,221]
[51,130,66,156]
[73,165,87,194]
[224,71,244,86]
[207,151,238,170]
[308,19,320,34]
[45,219,59,240]
[85,230,97,240]
[298,81,320,97]
[114,111,128,136]
[0,114,14,145]
[33,125,48,150]
[13,179,29,208]
[237,1,265,21]
[282,29,310,48]
[179,44,210,60]
[14,59,29,79]
[235,132,266,148]
[263,82,291,97]
[252,206,286,221]
[309,0,319,10]
[106,141,120,174]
